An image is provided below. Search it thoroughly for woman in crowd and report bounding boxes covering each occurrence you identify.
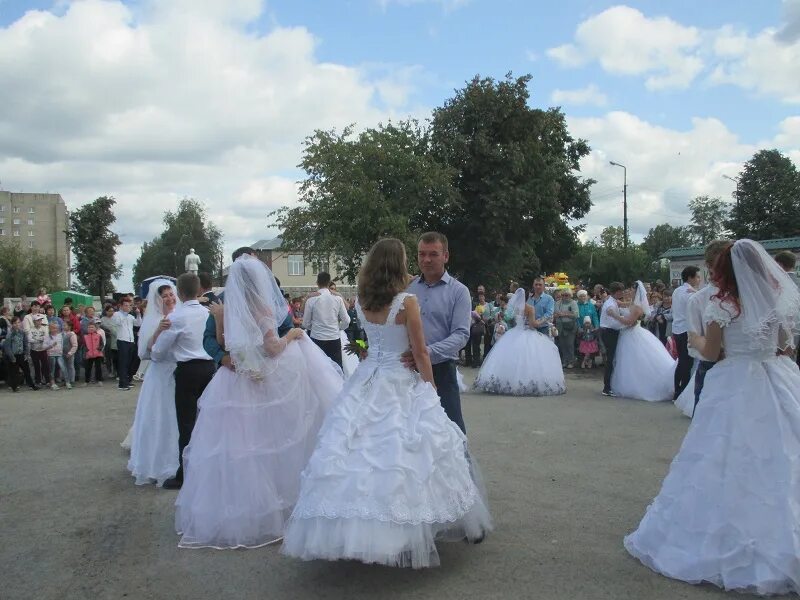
[554,288,579,369]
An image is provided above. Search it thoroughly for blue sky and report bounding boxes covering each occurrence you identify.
[0,0,798,288]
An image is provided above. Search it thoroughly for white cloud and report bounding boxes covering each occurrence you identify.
[568,111,800,243]
[0,0,425,290]
[546,6,703,90]
[551,84,608,107]
[547,4,800,102]
[377,0,471,12]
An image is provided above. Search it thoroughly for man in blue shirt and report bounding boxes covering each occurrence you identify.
[407,232,471,433]
[527,277,554,335]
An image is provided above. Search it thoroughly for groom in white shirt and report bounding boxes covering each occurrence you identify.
[672,266,702,399]
[302,272,350,368]
[151,273,215,489]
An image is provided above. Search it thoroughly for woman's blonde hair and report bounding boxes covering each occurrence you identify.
[358,238,411,312]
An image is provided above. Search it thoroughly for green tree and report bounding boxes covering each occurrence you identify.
[561,240,654,286]
[0,240,62,298]
[67,196,122,299]
[726,149,800,239]
[272,120,458,283]
[132,198,224,289]
[688,195,729,245]
[429,73,593,288]
[642,223,694,259]
[600,226,626,250]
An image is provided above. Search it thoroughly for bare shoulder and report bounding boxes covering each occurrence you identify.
[403,294,420,311]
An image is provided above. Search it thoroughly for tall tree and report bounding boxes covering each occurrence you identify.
[688,195,729,245]
[642,223,694,259]
[132,198,224,289]
[272,121,457,283]
[600,226,626,250]
[725,149,800,239]
[0,240,62,297]
[67,196,122,299]
[429,73,594,288]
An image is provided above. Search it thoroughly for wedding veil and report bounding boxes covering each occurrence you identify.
[730,239,800,351]
[633,280,650,317]
[138,278,180,360]
[508,288,527,325]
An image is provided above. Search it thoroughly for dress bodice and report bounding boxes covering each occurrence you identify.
[705,299,780,361]
[356,293,413,369]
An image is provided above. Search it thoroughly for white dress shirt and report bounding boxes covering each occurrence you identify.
[671,282,696,335]
[111,310,141,343]
[150,300,212,363]
[687,284,718,360]
[599,297,624,330]
[302,288,350,341]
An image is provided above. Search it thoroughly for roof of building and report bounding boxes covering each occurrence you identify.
[251,237,283,251]
[661,236,800,260]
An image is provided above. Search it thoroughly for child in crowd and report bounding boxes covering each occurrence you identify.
[28,314,50,387]
[44,321,68,390]
[83,323,105,386]
[62,321,78,388]
[579,316,599,369]
[2,317,38,391]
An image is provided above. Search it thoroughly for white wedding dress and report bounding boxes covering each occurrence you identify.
[340,330,359,379]
[625,297,800,595]
[175,327,342,549]
[673,365,697,417]
[282,293,492,568]
[611,320,676,402]
[473,291,565,396]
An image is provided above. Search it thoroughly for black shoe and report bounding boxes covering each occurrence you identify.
[602,390,617,397]
[162,477,183,490]
[11,387,19,393]
[464,532,486,544]
[30,385,40,391]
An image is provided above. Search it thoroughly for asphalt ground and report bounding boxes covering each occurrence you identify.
[0,368,756,600]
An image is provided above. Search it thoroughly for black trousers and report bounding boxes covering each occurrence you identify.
[312,337,343,369]
[30,350,49,385]
[600,328,620,393]
[84,357,103,383]
[432,360,466,434]
[116,340,135,388]
[693,360,716,415]
[673,332,694,399]
[6,354,36,389]
[174,359,215,480]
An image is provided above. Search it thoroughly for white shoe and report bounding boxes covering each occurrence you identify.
[66,383,73,390]
[97,381,104,387]
[50,384,59,391]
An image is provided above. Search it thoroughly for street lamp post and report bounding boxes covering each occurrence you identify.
[722,174,740,209]
[609,161,628,249]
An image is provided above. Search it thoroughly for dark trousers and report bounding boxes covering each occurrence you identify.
[116,340,135,388]
[174,359,215,480]
[600,328,620,393]
[693,360,716,415]
[469,330,484,366]
[312,337,343,369]
[30,350,49,385]
[673,332,694,399]
[6,355,36,389]
[84,357,104,383]
[483,323,494,357]
[432,360,466,434]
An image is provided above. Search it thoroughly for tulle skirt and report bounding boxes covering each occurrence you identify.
[340,331,359,379]
[175,338,342,549]
[473,326,565,396]
[281,362,493,568]
[625,354,800,595]
[127,360,179,486]
[674,362,698,418]
[612,325,675,402]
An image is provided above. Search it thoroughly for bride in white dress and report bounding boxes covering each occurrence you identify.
[127,279,180,486]
[611,281,676,402]
[625,239,800,595]
[282,238,492,568]
[473,288,565,396]
[175,255,343,549]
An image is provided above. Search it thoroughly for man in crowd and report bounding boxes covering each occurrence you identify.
[302,271,350,368]
[671,266,702,399]
[527,277,554,336]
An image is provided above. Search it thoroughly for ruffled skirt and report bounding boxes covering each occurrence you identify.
[175,338,341,549]
[612,325,675,402]
[281,363,492,568]
[473,327,565,396]
[127,360,179,486]
[625,355,800,595]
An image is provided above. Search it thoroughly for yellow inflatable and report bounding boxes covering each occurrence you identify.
[544,272,573,291]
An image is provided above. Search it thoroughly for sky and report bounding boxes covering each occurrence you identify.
[1,0,799,290]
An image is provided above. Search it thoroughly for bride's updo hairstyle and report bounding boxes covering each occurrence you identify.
[711,242,741,317]
[358,238,411,312]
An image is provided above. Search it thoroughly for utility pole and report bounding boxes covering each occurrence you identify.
[722,174,740,210]
[609,161,628,249]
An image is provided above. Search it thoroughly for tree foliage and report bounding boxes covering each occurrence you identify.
[688,195,729,245]
[0,240,62,298]
[132,198,224,290]
[560,239,655,287]
[273,73,594,290]
[67,196,122,299]
[726,149,800,239]
[642,223,694,259]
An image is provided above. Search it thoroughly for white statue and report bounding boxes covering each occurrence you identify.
[185,248,201,275]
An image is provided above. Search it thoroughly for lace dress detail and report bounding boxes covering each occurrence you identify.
[282,292,492,568]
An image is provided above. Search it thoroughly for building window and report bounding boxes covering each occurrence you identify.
[13,218,20,225]
[287,254,305,276]
[13,229,20,237]
[27,219,34,225]
[28,230,34,237]
[0,205,4,212]
[0,217,4,224]
[0,229,4,236]
[28,241,34,249]
[28,207,35,213]
[13,206,20,213]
